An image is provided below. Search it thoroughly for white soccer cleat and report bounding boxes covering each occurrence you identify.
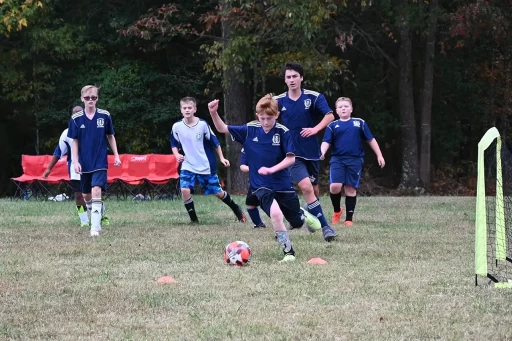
[90,230,100,237]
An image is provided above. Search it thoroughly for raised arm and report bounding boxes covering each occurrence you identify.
[208,99,229,133]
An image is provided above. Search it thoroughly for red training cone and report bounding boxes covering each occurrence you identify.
[307,257,328,265]
[157,276,177,283]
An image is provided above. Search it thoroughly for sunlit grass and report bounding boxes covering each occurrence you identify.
[1,196,510,340]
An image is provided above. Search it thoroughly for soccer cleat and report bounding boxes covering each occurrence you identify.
[322,225,337,242]
[80,222,89,228]
[332,210,343,224]
[90,230,100,237]
[279,254,296,263]
[253,223,266,228]
[300,207,321,232]
[234,205,247,223]
[101,215,110,226]
[344,221,353,227]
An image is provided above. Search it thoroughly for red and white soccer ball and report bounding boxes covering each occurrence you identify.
[224,241,251,266]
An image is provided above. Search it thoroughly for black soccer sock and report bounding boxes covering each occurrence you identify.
[330,192,342,213]
[345,195,357,221]
[221,191,240,212]
[184,198,198,222]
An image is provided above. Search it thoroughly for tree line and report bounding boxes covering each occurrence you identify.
[1,0,510,196]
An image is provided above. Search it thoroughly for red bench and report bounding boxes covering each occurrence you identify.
[11,154,180,200]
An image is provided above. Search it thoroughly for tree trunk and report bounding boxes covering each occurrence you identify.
[221,2,250,193]
[398,23,421,190]
[35,113,40,155]
[419,0,438,191]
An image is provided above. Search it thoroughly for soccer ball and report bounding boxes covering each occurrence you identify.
[224,241,251,266]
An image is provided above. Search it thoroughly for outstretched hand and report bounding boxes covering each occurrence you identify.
[208,99,219,114]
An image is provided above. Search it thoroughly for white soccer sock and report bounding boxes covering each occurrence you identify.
[78,207,89,224]
[79,212,89,224]
[91,198,102,232]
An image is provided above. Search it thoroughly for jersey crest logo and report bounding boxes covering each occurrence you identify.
[304,99,311,110]
[196,133,202,140]
[97,118,104,128]
[272,134,280,146]
[353,120,361,128]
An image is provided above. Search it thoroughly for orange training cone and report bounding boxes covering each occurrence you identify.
[307,257,328,265]
[157,276,177,283]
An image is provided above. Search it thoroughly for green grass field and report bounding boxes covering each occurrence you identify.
[1,196,511,340]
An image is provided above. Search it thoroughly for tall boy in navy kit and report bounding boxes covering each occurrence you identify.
[273,62,337,241]
[209,94,321,262]
[68,85,121,237]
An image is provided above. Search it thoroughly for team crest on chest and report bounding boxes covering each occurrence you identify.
[353,120,361,128]
[304,99,311,110]
[272,134,281,146]
[97,118,104,128]
[196,133,202,140]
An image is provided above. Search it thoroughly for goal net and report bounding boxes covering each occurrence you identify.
[475,127,512,287]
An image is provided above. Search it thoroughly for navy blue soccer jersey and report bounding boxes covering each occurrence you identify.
[170,118,221,175]
[228,121,295,191]
[323,118,374,159]
[67,109,115,173]
[273,89,332,160]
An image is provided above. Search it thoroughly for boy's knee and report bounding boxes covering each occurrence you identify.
[91,186,102,198]
[298,180,314,194]
[287,209,304,228]
[344,185,357,196]
[288,217,303,229]
[330,183,343,193]
[181,188,192,199]
[270,211,284,223]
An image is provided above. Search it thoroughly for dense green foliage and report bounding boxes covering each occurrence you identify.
[1,0,509,195]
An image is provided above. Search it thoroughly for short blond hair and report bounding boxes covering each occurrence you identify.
[81,85,99,96]
[256,94,279,117]
[180,96,197,107]
[335,97,353,107]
